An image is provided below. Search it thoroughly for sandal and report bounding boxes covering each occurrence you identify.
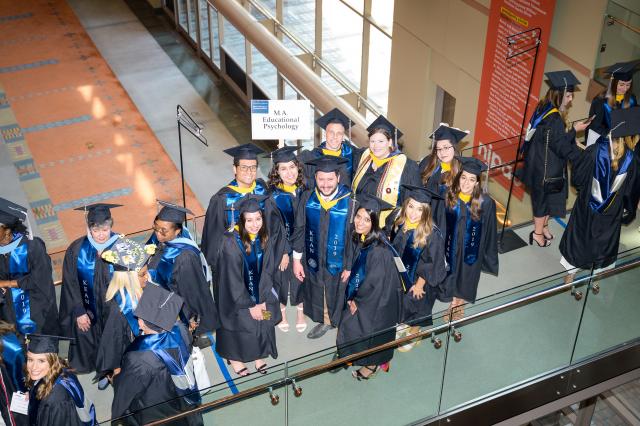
[234,367,250,377]
[255,362,268,374]
[277,307,290,332]
[352,366,378,381]
[543,224,554,240]
[295,306,307,333]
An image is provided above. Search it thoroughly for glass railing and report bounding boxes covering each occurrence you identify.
[105,243,640,425]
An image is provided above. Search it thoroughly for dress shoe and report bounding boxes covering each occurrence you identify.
[306,323,333,339]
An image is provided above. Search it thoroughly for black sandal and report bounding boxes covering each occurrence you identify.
[255,363,268,374]
[543,225,554,240]
[352,366,378,381]
[234,367,250,377]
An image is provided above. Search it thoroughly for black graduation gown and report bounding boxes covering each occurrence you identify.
[441,196,499,303]
[28,375,86,426]
[559,143,638,269]
[519,110,574,217]
[352,153,421,205]
[0,363,28,426]
[387,223,447,325]
[586,94,638,138]
[298,142,363,189]
[111,328,203,426]
[336,241,401,366]
[291,188,354,326]
[95,299,135,377]
[621,143,640,224]
[147,247,219,335]
[0,238,58,335]
[215,233,281,363]
[418,155,451,229]
[58,236,112,374]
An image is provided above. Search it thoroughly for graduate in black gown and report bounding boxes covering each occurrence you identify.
[519,71,592,247]
[265,146,308,333]
[200,144,282,269]
[147,201,218,337]
[337,194,402,380]
[442,158,499,320]
[0,199,58,337]
[111,284,202,426]
[385,185,447,351]
[351,115,420,226]
[59,204,121,379]
[559,107,640,276]
[216,195,281,376]
[25,334,96,426]
[0,322,28,426]
[298,108,362,189]
[418,124,468,228]
[292,156,355,340]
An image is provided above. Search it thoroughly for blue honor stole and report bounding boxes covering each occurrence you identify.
[234,233,263,304]
[589,139,633,213]
[305,185,351,276]
[345,243,370,302]
[114,289,140,336]
[521,103,556,152]
[224,179,267,227]
[77,234,118,319]
[55,372,97,425]
[148,238,203,291]
[445,200,483,274]
[603,97,636,128]
[3,234,37,335]
[2,333,26,392]
[319,142,354,179]
[271,188,296,241]
[400,230,425,285]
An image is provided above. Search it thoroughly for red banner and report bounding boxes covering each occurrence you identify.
[474,0,556,200]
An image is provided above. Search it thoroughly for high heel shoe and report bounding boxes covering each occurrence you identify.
[529,231,550,247]
[352,366,378,381]
[543,225,554,240]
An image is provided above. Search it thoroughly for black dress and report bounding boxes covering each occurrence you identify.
[0,237,58,336]
[336,240,402,366]
[298,142,363,189]
[59,236,113,374]
[28,371,94,426]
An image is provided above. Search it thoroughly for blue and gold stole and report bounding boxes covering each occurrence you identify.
[345,243,370,301]
[445,199,482,274]
[77,233,118,320]
[233,233,263,303]
[148,237,203,291]
[589,138,633,213]
[603,97,636,128]
[319,141,355,179]
[224,179,267,227]
[55,371,97,425]
[305,185,351,276]
[2,332,26,392]
[271,186,298,242]
[0,233,36,335]
[114,289,140,336]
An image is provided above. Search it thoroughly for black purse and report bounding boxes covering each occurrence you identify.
[542,129,566,194]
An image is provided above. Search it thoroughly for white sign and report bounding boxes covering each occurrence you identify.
[251,100,312,140]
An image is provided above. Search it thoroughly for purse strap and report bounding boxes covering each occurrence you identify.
[542,128,566,183]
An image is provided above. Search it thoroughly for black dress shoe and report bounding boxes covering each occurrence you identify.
[306,324,333,339]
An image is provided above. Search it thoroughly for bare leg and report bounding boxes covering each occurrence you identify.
[543,215,553,240]
[532,216,548,246]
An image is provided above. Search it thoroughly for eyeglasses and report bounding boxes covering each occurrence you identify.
[153,225,172,235]
[436,146,454,153]
[237,165,258,172]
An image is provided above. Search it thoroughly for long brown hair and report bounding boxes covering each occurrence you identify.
[605,78,634,109]
[238,210,268,254]
[26,353,68,400]
[610,137,630,172]
[391,198,433,248]
[267,160,305,189]
[446,171,484,221]
[421,145,461,188]
[537,88,569,129]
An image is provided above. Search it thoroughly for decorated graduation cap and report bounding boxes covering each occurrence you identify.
[101,237,150,271]
[224,143,264,161]
[156,200,193,224]
[305,155,349,173]
[263,146,299,164]
[134,283,184,332]
[74,203,122,225]
[367,115,404,142]
[606,61,639,82]
[0,198,27,227]
[458,156,488,176]
[544,70,581,92]
[26,334,74,357]
[429,123,470,146]
[354,193,394,214]
[401,184,442,204]
[235,194,269,215]
[316,108,354,131]
[610,107,640,139]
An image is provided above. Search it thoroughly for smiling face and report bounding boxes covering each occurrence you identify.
[354,208,373,236]
[89,223,111,244]
[405,198,425,223]
[315,171,340,196]
[325,122,345,151]
[435,140,455,164]
[233,159,258,187]
[459,171,478,195]
[243,211,263,235]
[616,79,632,96]
[277,161,298,186]
[27,352,51,381]
[369,131,393,159]
[153,219,180,243]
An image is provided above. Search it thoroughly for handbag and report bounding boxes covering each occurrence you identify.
[542,129,566,194]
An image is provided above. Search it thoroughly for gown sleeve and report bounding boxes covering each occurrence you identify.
[292,190,311,254]
[95,300,131,375]
[200,192,227,267]
[58,241,85,335]
[36,386,82,426]
[569,144,597,191]
[417,231,447,287]
[217,237,256,309]
[481,197,499,276]
[586,96,607,137]
[111,353,153,419]
[16,238,52,292]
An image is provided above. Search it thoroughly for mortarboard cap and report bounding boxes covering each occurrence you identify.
[101,237,150,271]
[544,70,581,92]
[429,123,469,145]
[263,146,299,164]
[367,115,404,140]
[0,198,27,227]
[134,283,184,332]
[610,107,640,139]
[458,156,488,176]
[305,155,349,173]
[401,184,442,204]
[606,61,639,82]
[316,108,354,130]
[74,203,122,225]
[156,200,194,224]
[355,193,394,214]
[224,144,264,161]
[26,334,74,358]
[235,194,269,216]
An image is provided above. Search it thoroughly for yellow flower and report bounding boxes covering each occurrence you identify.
[144,244,157,255]
[101,251,116,263]
[121,255,134,266]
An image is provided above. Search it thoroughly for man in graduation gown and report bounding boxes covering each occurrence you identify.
[298,108,362,189]
[59,204,121,377]
[0,198,58,336]
[200,144,283,269]
[111,284,203,426]
[292,156,354,339]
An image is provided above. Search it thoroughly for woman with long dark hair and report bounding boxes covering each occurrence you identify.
[215,195,281,376]
[337,194,402,380]
[266,146,308,333]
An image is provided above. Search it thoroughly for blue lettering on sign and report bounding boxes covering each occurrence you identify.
[251,100,269,114]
